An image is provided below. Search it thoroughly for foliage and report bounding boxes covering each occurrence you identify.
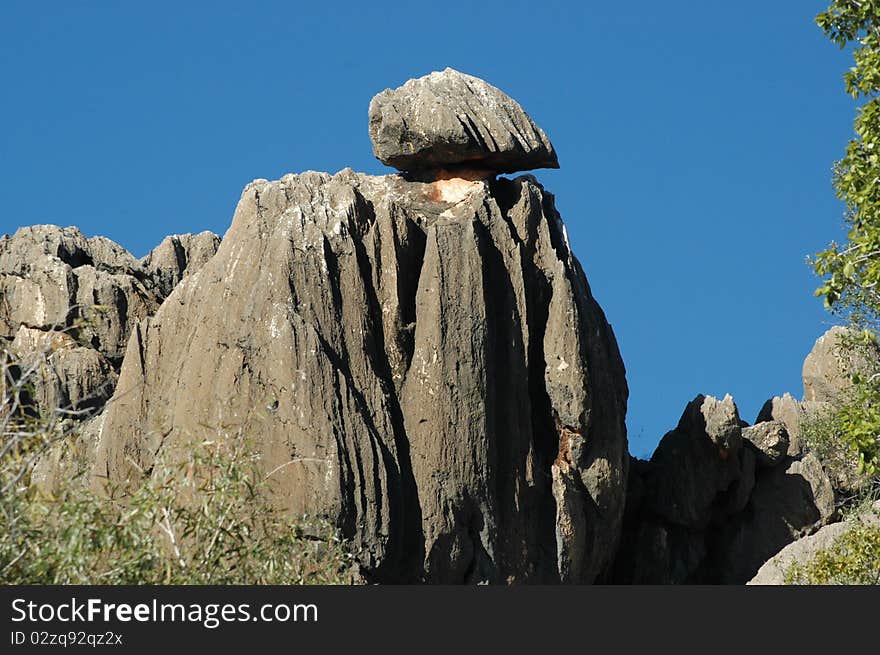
[798,332,880,510]
[801,401,865,491]
[813,1,880,477]
[813,1,880,326]
[0,341,360,585]
[784,523,880,585]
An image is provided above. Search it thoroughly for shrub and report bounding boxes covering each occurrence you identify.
[784,524,880,585]
[800,330,880,505]
[1,340,360,585]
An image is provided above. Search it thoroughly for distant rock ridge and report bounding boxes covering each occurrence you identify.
[611,326,877,584]
[0,225,220,417]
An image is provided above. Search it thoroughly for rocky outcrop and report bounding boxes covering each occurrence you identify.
[0,225,220,417]
[369,68,559,173]
[0,225,159,363]
[612,394,835,584]
[91,167,628,584]
[755,393,807,456]
[759,328,880,496]
[742,421,789,467]
[9,326,117,415]
[749,500,880,584]
[141,232,222,298]
[612,325,880,584]
[802,325,879,403]
[715,452,835,583]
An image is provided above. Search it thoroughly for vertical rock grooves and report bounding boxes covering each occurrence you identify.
[93,168,629,583]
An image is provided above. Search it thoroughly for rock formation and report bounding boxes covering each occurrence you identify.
[369,68,559,173]
[612,392,835,584]
[140,232,222,298]
[760,327,880,495]
[802,325,879,404]
[0,225,220,418]
[90,170,629,583]
[26,70,628,585]
[6,69,869,586]
[610,325,880,584]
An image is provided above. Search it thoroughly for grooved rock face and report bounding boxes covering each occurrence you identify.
[93,169,628,583]
[369,68,559,174]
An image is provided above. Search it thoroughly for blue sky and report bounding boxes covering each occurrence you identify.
[0,1,853,457]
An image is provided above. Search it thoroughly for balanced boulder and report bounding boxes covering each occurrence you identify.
[369,68,559,174]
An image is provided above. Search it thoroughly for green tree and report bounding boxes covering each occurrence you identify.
[813,1,880,477]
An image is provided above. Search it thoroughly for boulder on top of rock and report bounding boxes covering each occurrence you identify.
[742,420,789,467]
[368,68,559,174]
[756,393,807,456]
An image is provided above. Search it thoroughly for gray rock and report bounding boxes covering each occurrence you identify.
[802,325,880,403]
[611,393,840,584]
[748,501,880,585]
[716,453,835,583]
[742,420,790,467]
[1,225,221,422]
[369,68,559,173]
[10,326,117,415]
[756,393,807,455]
[140,231,221,297]
[0,225,159,363]
[643,394,744,528]
[30,411,106,497]
[93,169,628,584]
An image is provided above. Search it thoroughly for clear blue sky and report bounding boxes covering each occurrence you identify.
[0,1,853,457]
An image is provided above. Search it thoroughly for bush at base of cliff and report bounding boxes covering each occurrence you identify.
[1,344,359,585]
[784,524,880,585]
[802,398,880,506]
[800,330,880,505]
[0,437,359,585]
